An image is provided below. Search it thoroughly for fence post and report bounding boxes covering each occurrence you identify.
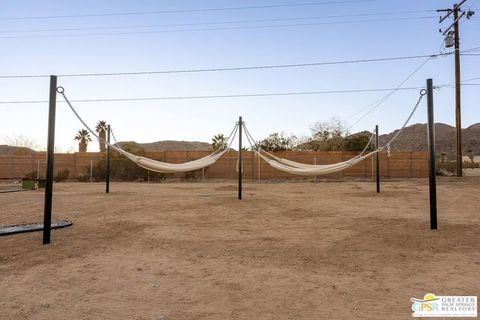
[36,159,40,180]
[257,152,261,182]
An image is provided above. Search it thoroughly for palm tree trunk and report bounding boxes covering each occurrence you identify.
[99,131,106,152]
[79,141,87,153]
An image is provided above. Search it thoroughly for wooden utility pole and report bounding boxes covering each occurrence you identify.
[438,0,475,177]
[453,5,462,177]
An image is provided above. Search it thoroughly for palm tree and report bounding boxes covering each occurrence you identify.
[95,120,108,152]
[74,129,92,153]
[211,134,228,151]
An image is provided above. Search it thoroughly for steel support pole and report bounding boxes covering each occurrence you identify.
[375,125,380,193]
[106,125,110,193]
[427,79,438,230]
[238,116,243,200]
[43,75,57,245]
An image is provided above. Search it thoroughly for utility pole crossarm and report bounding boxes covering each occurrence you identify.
[442,11,467,35]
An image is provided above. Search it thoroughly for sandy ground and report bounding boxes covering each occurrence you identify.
[465,168,480,176]
[1,178,479,320]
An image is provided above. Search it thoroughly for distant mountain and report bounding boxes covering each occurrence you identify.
[118,140,211,152]
[379,123,480,158]
[0,145,35,155]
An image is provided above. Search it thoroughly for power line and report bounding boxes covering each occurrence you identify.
[345,56,432,129]
[1,81,474,105]
[462,46,480,52]
[0,11,437,34]
[0,86,429,105]
[0,52,451,79]
[0,16,437,39]
[0,0,377,21]
[462,76,480,81]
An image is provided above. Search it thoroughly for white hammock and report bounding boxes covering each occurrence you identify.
[257,150,378,176]
[58,87,235,174]
[262,143,374,170]
[245,90,425,177]
[111,144,229,173]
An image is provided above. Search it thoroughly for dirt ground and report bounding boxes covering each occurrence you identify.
[1,178,479,320]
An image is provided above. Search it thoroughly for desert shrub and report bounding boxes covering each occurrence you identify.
[463,161,479,169]
[54,169,70,182]
[79,151,168,182]
[24,171,37,180]
[436,161,456,175]
[183,168,206,180]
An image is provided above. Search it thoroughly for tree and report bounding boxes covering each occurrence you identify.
[95,120,108,152]
[211,134,228,151]
[74,129,92,153]
[310,117,349,140]
[254,132,298,151]
[306,118,349,151]
[3,135,39,154]
[344,131,375,152]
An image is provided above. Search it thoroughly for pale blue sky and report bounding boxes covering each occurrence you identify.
[0,0,479,152]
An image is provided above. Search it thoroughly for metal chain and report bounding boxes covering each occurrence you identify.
[56,87,106,145]
[109,128,122,149]
[381,89,427,151]
[57,86,239,154]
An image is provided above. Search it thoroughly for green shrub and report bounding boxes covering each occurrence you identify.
[183,168,205,180]
[54,169,70,182]
[79,150,169,182]
[24,171,37,180]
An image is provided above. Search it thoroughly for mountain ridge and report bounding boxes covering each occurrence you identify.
[1,123,478,156]
[379,122,479,158]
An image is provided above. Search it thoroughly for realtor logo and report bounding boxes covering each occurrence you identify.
[411,293,477,317]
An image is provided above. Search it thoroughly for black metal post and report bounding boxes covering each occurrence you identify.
[106,125,110,194]
[427,79,438,230]
[375,125,380,193]
[43,75,57,245]
[238,116,243,200]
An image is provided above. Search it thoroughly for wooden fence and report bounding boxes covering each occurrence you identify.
[0,150,428,180]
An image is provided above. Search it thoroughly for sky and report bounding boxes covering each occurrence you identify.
[0,0,479,152]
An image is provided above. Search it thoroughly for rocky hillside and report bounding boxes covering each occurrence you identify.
[379,123,480,158]
[0,145,35,155]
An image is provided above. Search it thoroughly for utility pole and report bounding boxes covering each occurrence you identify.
[437,0,475,177]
